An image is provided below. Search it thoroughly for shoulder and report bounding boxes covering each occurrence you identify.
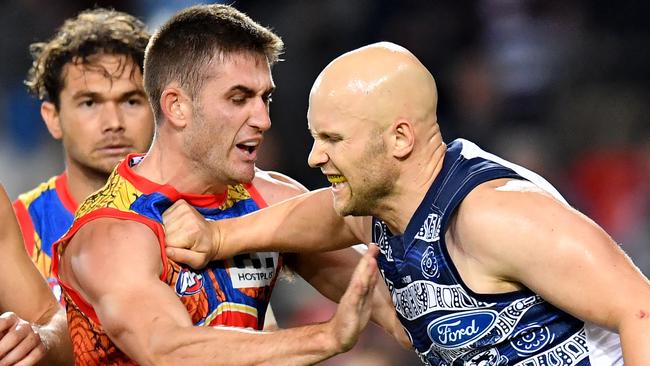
[451,178,575,274]
[252,169,308,205]
[65,217,162,278]
[63,217,163,293]
[460,178,565,226]
[14,175,59,208]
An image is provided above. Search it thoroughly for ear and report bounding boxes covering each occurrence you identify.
[390,119,415,159]
[160,85,192,128]
[40,102,62,140]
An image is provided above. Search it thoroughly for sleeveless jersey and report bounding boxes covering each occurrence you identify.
[372,139,622,366]
[13,173,76,302]
[53,154,281,366]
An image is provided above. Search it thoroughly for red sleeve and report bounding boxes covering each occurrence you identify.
[52,208,168,325]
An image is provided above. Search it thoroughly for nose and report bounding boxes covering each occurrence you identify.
[307,139,328,168]
[102,102,125,133]
[248,97,272,132]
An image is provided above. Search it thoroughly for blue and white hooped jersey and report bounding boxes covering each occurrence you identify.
[372,139,622,366]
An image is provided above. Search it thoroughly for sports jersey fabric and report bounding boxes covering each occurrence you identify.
[53,154,281,365]
[372,139,622,366]
[14,173,76,302]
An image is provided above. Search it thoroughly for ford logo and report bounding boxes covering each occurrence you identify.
[427,310,497,348]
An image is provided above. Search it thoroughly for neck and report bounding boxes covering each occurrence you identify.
[65,163,112,206]
[134,131,228,195]
[378,133,446,235]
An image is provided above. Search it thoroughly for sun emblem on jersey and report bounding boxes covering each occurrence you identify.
[414,213,441,243]
[175,268,204,296]
[420,246,439,278]
[511,324,554,355]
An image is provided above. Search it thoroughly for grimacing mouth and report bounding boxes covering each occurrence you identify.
[326,174,347,184]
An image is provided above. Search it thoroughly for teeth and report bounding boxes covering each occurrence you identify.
[327,175,347,184]
[240,141,258,147]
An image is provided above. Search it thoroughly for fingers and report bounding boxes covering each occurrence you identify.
[345,245,379,308]
[330,244,380,352]
[163,200,193,246]
[162,199,188,221]
[0,314,45,366]
[12,344,46,366]
[164,247,205,270]
[163,199,215,269]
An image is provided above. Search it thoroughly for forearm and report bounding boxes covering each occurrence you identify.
[35,308,73,366]
[146,322,342,366]
[619,313,650,364]
[292,249,409,349]
[369,282,411,349]
[218,188,358,256]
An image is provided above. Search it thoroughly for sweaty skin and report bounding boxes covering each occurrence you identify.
[164,42,650,364]
[307,42,446,228]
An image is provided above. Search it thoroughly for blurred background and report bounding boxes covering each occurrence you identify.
[1,0,648,364]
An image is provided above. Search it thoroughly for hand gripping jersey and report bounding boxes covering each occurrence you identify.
[372,139,622,366]
[53,155,281,365]
[13,173,77,302]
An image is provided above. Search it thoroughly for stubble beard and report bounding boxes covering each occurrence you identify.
[184,105,256,186]
[336,138,396,217]
[338,171,395,217]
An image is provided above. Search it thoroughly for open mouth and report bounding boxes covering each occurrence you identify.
[236,141,259,155]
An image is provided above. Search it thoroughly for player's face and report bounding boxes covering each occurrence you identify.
[47,54,154,176]
[307,96,397,217]
[184,52,273,185]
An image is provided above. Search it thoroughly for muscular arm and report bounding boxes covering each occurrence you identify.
[0,185,72,365]
[455,179,650,363]
[287,247,410,349]
[253,171,409,348]
[164,188,364,266]
[60,217,379,366]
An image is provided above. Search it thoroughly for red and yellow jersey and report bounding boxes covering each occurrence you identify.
[53,155,281,365]
[13,173,77,302]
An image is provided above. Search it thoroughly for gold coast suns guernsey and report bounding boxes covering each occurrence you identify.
[13,173,77,303]
[53,154,281,365]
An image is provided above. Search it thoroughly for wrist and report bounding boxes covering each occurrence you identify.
[319,321,347,357]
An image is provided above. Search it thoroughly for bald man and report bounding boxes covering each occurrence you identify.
[163,42,649,364]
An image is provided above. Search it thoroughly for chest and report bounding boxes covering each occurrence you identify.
[165,251,281,329]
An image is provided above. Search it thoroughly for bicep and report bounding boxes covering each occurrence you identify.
[517,206,649,329]
[63,219,193,362]
[291,247,364,302]
[461,188,650,330]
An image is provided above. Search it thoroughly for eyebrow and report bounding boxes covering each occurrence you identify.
[228,85,276,96]
[71,88,147,101]
[309,128,344,141]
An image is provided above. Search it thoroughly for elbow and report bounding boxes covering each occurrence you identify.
[144,326,191,366]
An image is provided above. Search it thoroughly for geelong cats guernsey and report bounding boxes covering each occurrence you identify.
[53,154,281,365]
[372,139,622,366]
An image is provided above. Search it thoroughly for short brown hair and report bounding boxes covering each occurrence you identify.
[144,4,284,122]
[25,8,150,107]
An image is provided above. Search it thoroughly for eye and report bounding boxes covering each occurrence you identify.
[124,98,142,107]
[318,133,342,144]
[79,99,95,108]
[262,94,273,105]
[231,95,246,105]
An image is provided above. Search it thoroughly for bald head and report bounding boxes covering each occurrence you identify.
[309,42,438,132]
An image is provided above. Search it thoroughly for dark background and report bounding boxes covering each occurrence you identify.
[1,1,648,364]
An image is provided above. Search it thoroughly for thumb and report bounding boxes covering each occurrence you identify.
[165,247,205,269]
